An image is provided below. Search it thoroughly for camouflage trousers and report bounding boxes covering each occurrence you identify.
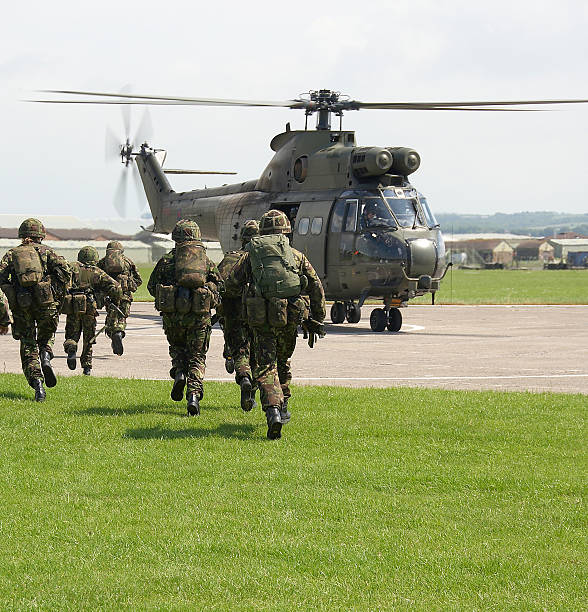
[222,301,255,384]
[252,321,298,409]
[64,312,97,369]
[105,296,131,337]
[162,313,212,398]
[11,303,59,386]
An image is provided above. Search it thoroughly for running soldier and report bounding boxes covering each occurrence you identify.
[147,219,222,416]
[98,240,142,356]
[225,210,326,440]
[217,220,259,412]
[63,246,122,375]
[0,218,71,401]
[0,287,12,334]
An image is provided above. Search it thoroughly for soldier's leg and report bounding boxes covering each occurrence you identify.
[106,297,131,337]
[36,306,59,388]
[232,324,253,384]
[162,315,189,403]
[80,314,97,372]
[252,328,283,409]
[276,323,298,401]
[12,310,42,385]
[185,321,211,399]
[63,313,82,355]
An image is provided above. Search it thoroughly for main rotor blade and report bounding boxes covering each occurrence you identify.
[163,169,237,175]
[353,99,588,109]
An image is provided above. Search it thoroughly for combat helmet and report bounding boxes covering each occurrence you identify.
[78,246,99,265]
[172,219,201,243]
[106,240,124,252]
[259,210,291,235]
[240,220,259,246]
[18,218,46,241]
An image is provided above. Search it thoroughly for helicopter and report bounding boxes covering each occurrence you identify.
[33,89,588,332]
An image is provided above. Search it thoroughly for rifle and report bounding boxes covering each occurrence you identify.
[105,297,126,318]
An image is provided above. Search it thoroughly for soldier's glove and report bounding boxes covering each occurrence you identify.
[306,319,326,339]
[0,325,9,335]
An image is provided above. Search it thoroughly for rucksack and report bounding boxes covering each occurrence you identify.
[103,249,125,276]
[12,244,44,287]
[75,264,94,291]
[175,241,207,288]
[247,234,301,299]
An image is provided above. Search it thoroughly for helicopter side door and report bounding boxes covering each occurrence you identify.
[325,198,358,296]
[291,200,333,279]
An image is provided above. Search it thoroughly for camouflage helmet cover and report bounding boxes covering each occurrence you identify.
[240,220,259,244]
[259,210,291,235]
[172,219,201,243]
[107,240,124,251]
[18,218,46,240]
[78,246,99,265]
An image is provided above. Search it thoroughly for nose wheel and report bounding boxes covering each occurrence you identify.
[369,306,402,332]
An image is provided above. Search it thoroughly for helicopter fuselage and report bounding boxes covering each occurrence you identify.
[135,127,448,328]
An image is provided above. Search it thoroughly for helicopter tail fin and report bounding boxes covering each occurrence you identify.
[135,148,173,232]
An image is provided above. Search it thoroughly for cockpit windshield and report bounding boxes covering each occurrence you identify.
[381,189,426,228]
[359,197,397,230]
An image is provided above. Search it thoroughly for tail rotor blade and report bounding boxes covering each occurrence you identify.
[105,126,121,163]
[134,107,153,146]
[119,84,132,140]
[113,171,128,217]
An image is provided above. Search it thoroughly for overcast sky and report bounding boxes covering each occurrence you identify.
[1,0,587,225]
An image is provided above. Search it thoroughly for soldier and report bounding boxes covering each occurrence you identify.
[0,287,12,335]
[147,219,222,416]
[63,246,122,375]
[0,218,71,401]
[225,210,326,440]
[98,240,142,356]
[217,220,259,412]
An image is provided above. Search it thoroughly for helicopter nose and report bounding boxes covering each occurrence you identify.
[407,238,437,277]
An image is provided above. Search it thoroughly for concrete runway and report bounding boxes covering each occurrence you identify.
[1,303,587,395]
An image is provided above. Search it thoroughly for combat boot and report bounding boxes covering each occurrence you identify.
[83,366,91,376]
[265,406,282,440]
[280,397,291,424]
[187,392,200,416]
[171,370,186,402]
[111,331,124,356]
[240,376,256,412]
[39,349,57,388]
[32,379,46,402]
[225,355,235,374]
[67,348,77,370]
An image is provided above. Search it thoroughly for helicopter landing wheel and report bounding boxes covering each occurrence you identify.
[330,302,346,324]
[369,308,387,332]
[346,302,361,324]
[387,308,402,332]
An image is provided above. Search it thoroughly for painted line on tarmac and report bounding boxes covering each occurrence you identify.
[283,373,588,381]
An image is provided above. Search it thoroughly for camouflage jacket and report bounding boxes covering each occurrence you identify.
[0,288,11,326]
[0,241,71,303]
[70,262,122,302]
[147,247,223,306]
[98,255,142,294]
[224,248,326,323]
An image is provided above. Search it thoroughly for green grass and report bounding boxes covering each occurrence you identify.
[0,374,585,609]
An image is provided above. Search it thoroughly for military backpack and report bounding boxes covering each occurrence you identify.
[247,234,301,299]
[12,244,45,287]
[103,248,126,276]
[175,241,207,288]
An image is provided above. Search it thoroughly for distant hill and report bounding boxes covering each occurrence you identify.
[436,211,588,237]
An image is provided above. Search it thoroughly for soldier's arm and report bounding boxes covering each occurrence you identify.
[0,252,13,285]
[96,269,123,301]
[300,254,326,322]
[147,258,165,297]
[205,259,223,304]
[128,259,143,287]
[0,289,11,329]
[223,253,249,299]
[46,249,72,287]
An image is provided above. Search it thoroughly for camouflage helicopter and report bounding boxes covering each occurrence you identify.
[34,89,588,332]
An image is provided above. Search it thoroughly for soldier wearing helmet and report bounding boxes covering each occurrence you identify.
[97,240,142,356]
[217,220,260,411]
[62,246,122,375]
[224,210,326,440]
[147,219,223,416]
[0,218,71,401]
[0,287,12,335]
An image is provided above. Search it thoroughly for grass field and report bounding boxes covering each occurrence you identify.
[0,374,585,609]
[136,265,588,304]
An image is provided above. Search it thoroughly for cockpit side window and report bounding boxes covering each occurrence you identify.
[359,198,397,230]
[419,196,439,228]
[330,200,346,233]
[344,199,358,232]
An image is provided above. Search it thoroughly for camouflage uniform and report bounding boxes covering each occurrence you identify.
[64,247,122,373]
[0,219,71,394]
[0,288,12,332]
[147,220,222,407]
[217,221,259,385]
[97,241,142,340]
[225,211,325,438]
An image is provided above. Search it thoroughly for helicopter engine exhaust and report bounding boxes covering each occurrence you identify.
[351,147,393,177]
[387,147,421,176]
